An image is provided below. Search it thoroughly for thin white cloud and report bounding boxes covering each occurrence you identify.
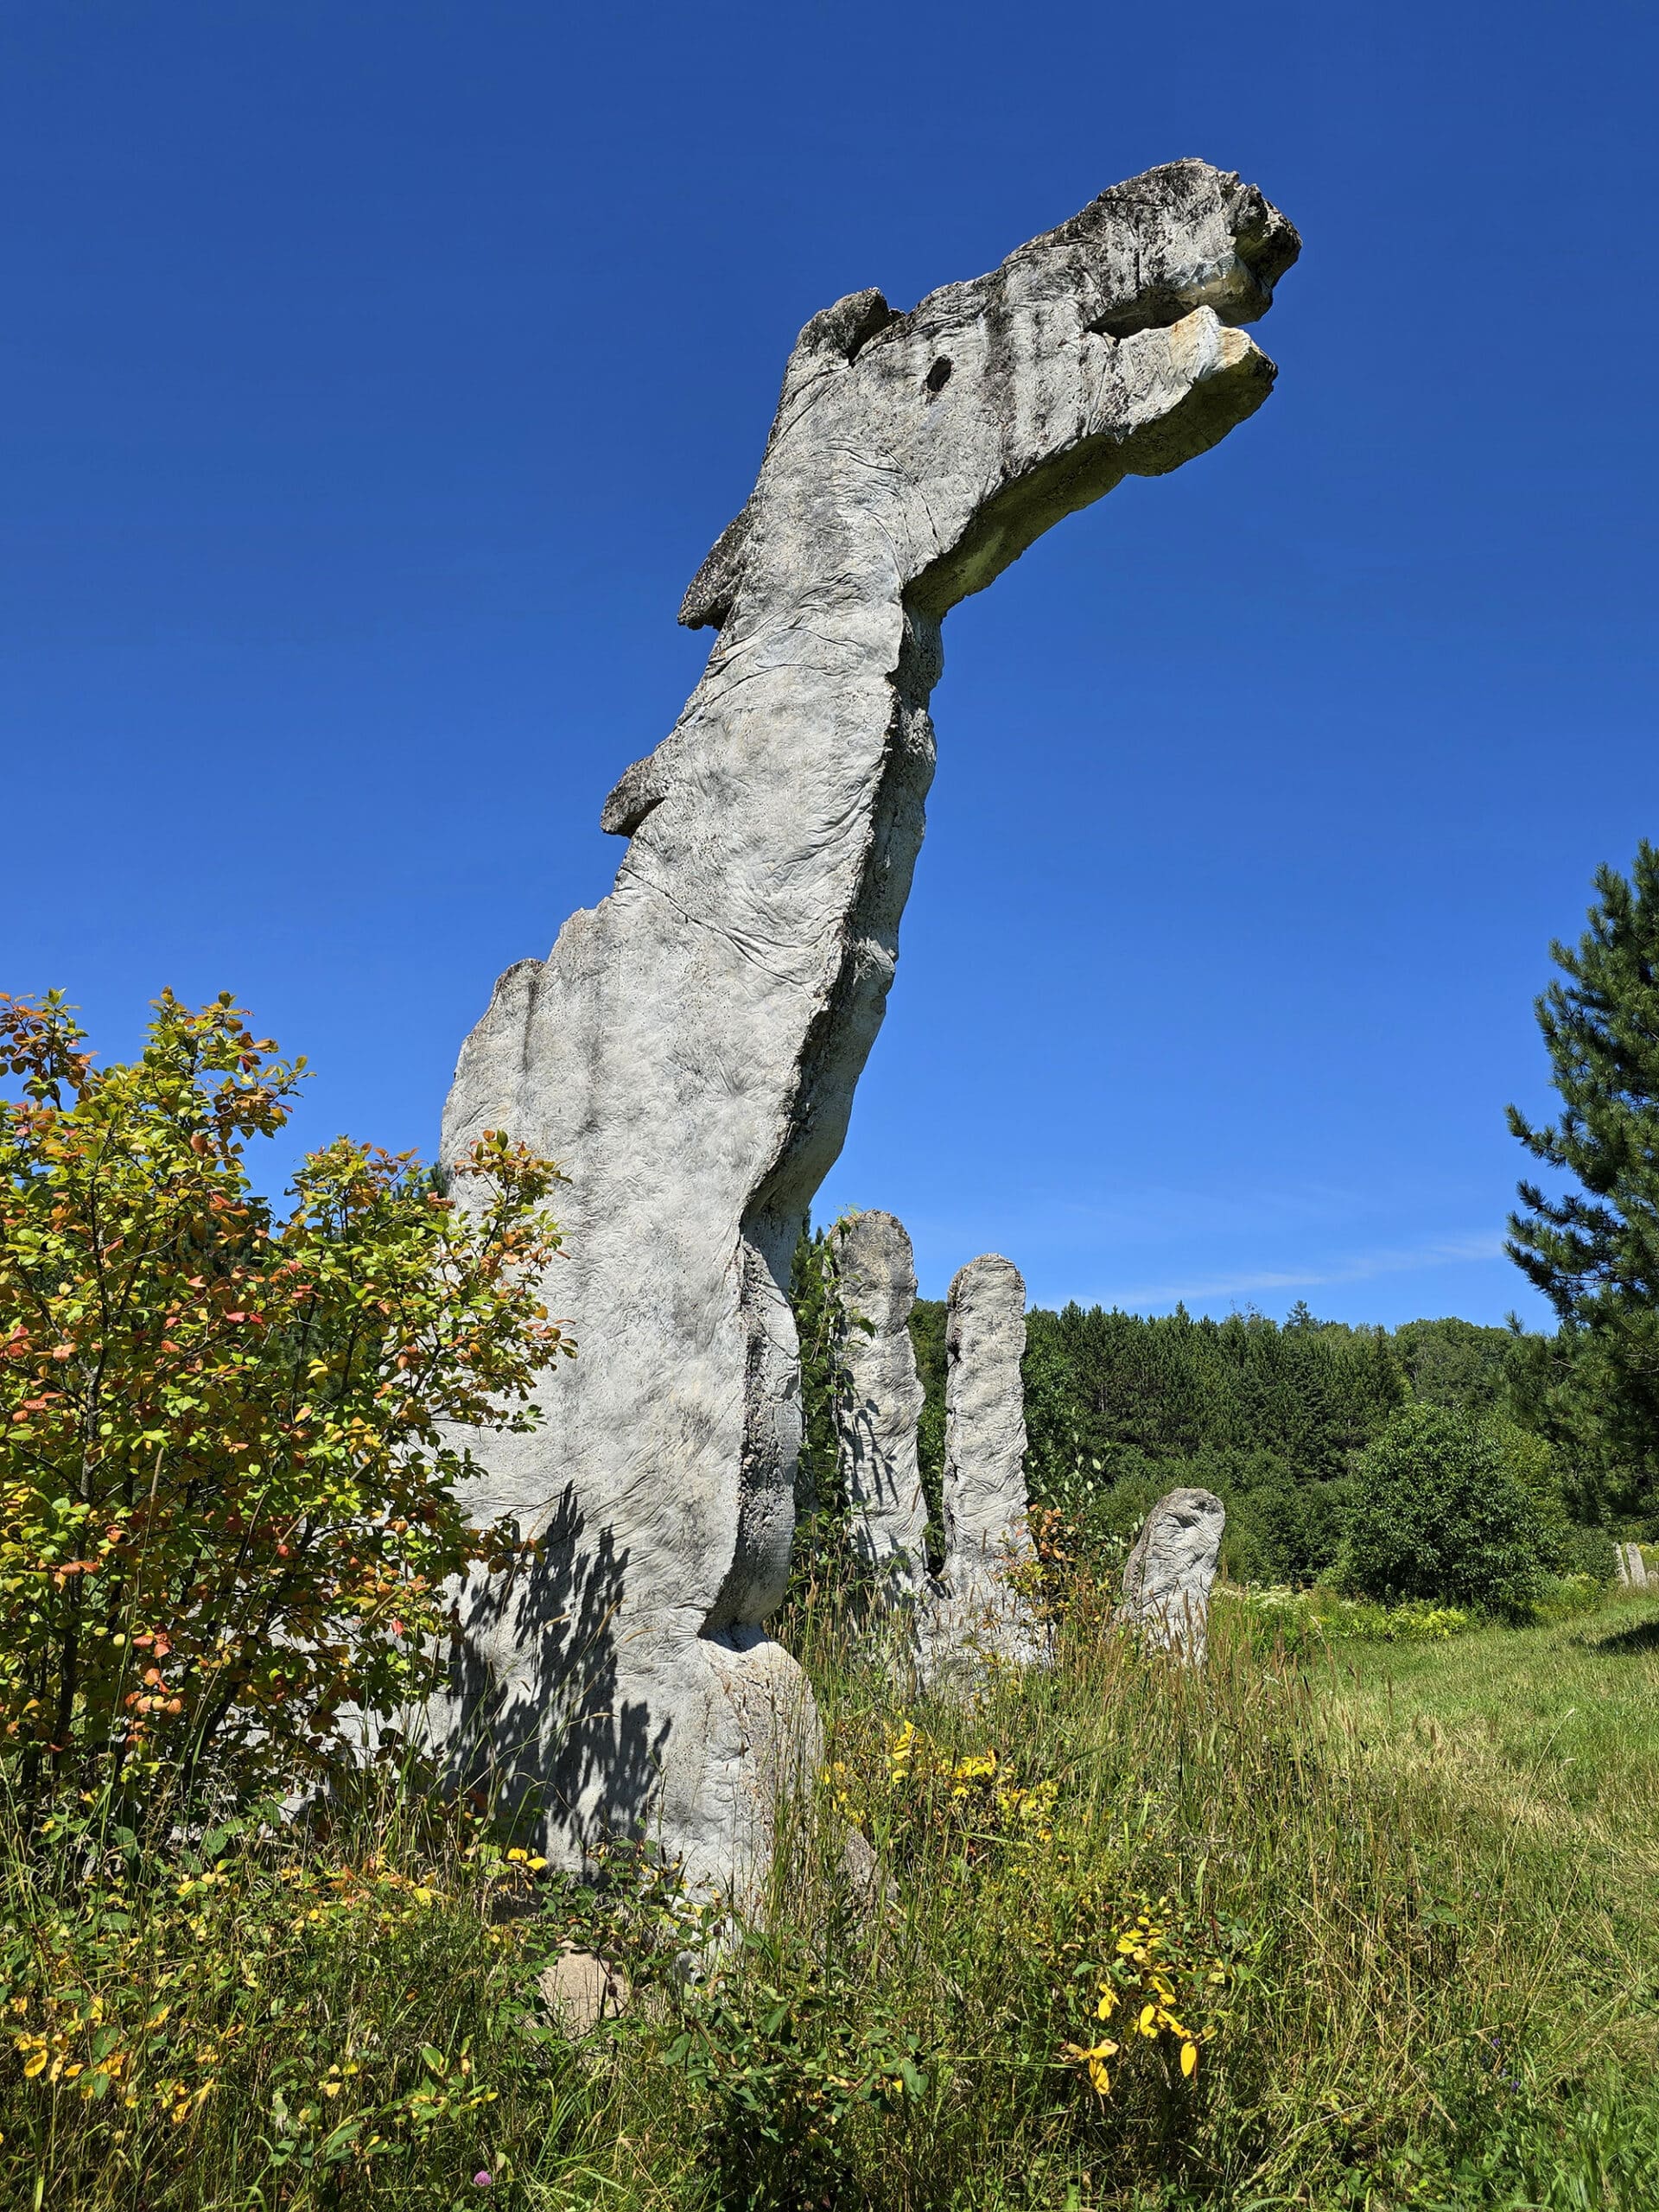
[1096,1231,1503,1312]
[890,1176,1496,1258]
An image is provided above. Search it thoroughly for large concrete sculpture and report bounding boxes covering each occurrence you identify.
[832,1211,930,1606]
[436,162,1298,1888]
[1118,1488,1226,1661]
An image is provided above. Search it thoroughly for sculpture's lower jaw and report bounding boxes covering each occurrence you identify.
[563,1624,820,1905]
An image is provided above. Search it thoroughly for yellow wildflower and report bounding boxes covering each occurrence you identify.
[887,1720,919,1774]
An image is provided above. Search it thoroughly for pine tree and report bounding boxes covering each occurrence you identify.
[1508,842,1659,1478]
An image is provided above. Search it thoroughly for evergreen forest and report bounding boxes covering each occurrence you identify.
[896,1298,1636,1592]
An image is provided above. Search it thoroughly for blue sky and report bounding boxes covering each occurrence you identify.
[3,1,1655,1324]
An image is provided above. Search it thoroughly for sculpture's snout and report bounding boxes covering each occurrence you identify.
[1228,180,1302,308]
[1071,161,1300,339]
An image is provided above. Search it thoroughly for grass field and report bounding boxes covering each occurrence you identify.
[6,1590,1659,2211]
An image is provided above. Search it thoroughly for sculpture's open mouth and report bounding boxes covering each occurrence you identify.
[1084,251,1286,340]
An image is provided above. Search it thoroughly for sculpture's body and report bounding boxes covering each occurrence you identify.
[435,162,1297,1887]
[1118,1487,1226,1661]
[832,1211,929,1606]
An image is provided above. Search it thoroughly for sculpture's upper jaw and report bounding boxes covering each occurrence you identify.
[1028,157,1300,339]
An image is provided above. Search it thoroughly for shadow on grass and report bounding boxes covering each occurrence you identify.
[1579,1614,1659,1656]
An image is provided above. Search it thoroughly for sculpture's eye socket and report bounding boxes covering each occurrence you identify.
[925,356,953,397]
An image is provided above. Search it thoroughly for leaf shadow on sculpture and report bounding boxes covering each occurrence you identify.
[440,1484,669,1858]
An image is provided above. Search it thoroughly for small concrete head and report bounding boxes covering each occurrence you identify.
[1118,1487,1226,1662]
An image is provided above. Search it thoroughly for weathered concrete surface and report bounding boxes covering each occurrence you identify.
[1118,1488,1225,1660]
[434,162,1297,1888]
[941,1256,1033,1581]
[832,1211,929,1605]
[920,1254,1044,1675]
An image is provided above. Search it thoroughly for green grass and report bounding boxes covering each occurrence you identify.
[7,1592,1659,2210]
[1336,1599,1659,1834]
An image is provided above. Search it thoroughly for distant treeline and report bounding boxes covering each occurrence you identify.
[906,1298,1642,1585]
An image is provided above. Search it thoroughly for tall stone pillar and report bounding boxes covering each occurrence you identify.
[831,1211,929,1605]
[919,1255,1044,1675]
[942,1255,1033,1584]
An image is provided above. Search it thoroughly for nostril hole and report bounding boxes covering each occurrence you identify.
[924,356,953,396]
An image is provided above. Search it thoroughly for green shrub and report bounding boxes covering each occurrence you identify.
[1023,1458,1176,1598]
[1533,1570,1609,1620]
[1341,1404,1554,1616]
[1222,1476,1351,1587]
[664,1920,929,2205]
[1488,1419,1571,1569]
[1558,1522,1618,1585]
[0,992,569,1815]
[1218,1584,1473,1656]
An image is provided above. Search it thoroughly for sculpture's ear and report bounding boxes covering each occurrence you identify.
[789,285,897,367]
[678,288,897,632]
[679,501,752,631]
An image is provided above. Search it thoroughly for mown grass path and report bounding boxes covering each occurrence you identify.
[1335,1598,1659,1831]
